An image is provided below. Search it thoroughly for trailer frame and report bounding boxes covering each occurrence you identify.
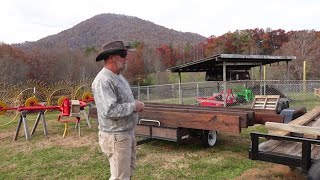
[249,132,320,172]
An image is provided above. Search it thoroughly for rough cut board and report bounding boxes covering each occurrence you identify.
[265,121,320,136]
[268,106,320,136]
[260,119,320,158]
[304,116,320,139]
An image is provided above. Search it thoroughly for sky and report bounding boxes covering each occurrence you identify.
[1,0,320,44]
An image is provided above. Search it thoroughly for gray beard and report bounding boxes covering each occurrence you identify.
[116,61,127,73]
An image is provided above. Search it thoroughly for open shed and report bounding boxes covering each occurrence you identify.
[167,54,296,106]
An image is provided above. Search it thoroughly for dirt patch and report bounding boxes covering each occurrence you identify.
[44,134,98,148]
[0,163,17,172]
[0,130,99,154]
[0,131,15,140]
[234,164,307,180]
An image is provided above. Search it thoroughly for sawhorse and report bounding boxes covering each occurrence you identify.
[81,109,91,128]
[14,110,47,141]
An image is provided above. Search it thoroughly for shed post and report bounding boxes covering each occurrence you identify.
[264,65,266,95]
[178,72,182,104]
[223,61,227,107]
[260,62,263,95]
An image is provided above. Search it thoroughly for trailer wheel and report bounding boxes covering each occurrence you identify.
[308,160,320,180]
[201,130,218,148]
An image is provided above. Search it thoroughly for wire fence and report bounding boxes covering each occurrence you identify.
[132,80,320,110]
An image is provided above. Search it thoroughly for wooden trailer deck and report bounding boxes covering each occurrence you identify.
[258,123,320,160]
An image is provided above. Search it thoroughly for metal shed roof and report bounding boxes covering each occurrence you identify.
[168,54,296,73]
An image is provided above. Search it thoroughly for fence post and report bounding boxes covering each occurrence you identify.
[147,86,150,101]
[138,86,141,100]
[260,62,263,95]
[196,83,199,97]
[303,60,306,93]
[178,72,182,104]
[171,84,175,99]
[263,65,266,95]
[179,83,182,104]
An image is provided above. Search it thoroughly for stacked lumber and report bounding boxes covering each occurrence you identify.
[266,106,320,139]
[141,104,242,134]
[146,103,286,125]
[88,102,286,131]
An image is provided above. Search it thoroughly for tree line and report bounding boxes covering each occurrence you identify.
[1,29,320,86]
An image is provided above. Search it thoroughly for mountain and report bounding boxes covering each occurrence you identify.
[15,13,206,51]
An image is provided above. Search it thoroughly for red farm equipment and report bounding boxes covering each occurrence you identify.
[196,89,237,107]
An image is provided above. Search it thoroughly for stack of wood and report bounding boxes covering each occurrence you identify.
[266,106,320,139]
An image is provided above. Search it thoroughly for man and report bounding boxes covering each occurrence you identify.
[92,40,145,180]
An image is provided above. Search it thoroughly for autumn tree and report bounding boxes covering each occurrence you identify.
[0,44,30,83]
[275,30,320,80]
[261,29,289,55]
[205,28,289,56]
[123,41,147,85]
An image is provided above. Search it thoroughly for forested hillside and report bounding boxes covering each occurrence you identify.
[15,13,206,51]
[1,13,319,85]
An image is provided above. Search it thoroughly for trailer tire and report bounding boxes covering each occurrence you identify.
[201,130,218,148]
[308,160,320,180]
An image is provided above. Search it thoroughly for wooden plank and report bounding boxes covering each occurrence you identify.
[89,103,280,128]
[266,122,320,136]
[91,103,282,128]
[145,103,256,126]
[88,105,246,128]
[269,106,320,136]
[288,143,302,157]
[145,102,277,114]
[288,106,320,125]
[259,139,283,152]
[152,127,178,140]
[271,141,300,155]
[135,125,179,140]
[144,106,249,128]
[304,117,320,139]
[139,110,241,134]
[135,125,150,136]
[292,144,317,157]
[311,146,320,159]
[254,112,284,124]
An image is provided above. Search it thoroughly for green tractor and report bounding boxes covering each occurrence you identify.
[234,86,254,103]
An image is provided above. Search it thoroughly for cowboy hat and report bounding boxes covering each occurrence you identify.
[96,40,134,61]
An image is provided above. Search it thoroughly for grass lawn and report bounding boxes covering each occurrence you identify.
[0,111,305,179]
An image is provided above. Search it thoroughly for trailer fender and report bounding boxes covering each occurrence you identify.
[280,107,307,123]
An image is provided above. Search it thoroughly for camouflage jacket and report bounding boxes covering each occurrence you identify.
[92,68,137,133]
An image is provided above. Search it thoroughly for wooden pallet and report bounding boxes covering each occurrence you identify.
[314,88,320,97]
[251,95,280,110]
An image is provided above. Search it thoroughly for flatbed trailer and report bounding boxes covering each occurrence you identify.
[136,105,241,147]
[135,103,304,147]
[249,106,320,178]
[88,103,305,148]
[249,132,320,172]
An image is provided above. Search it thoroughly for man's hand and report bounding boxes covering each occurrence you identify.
[134,100,145,112]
